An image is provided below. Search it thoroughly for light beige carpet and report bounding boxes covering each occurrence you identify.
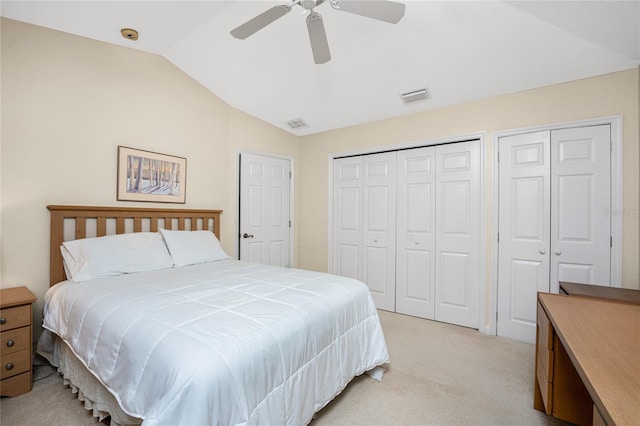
[1,310,567,425]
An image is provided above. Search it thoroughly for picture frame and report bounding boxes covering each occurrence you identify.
[117,146,186,203]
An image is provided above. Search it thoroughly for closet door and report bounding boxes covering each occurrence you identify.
[333,157,363,280]
[434,141,481,328]
[497,131,551,343]
[396,147,436,319]
[497,125,612,343]
[362,152,397,311]
[550,125,611,291]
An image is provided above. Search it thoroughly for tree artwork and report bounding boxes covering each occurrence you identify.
[118,146,186,203]
[126,155,181,196]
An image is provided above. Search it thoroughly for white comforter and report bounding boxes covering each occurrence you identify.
[41,260,389,425]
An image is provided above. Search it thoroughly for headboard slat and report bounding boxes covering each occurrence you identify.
[116,218,125,234]
[97,217,107,237]
[76,218,86,240]
[48,205,223,286]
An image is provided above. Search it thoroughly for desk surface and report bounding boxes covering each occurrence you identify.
[538,293,640,425]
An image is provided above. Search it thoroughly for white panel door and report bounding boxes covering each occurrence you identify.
[239,153,291,267]
[550,125,611,290]
[497,125,611,343]
[332,156,363,280]
[362,152,397,311]
[434,141,481,328]
[497,131,551,343]
[396,147,436,319]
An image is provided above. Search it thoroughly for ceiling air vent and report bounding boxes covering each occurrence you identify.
[400,88,429,104]
[286,118,309,130]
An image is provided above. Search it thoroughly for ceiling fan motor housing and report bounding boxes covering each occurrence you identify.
[301,0,324,10]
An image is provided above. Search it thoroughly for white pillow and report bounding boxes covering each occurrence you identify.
[159,228,229,267]
[61,232,174,282]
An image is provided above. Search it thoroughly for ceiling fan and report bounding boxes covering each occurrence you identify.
[230,0,406,64]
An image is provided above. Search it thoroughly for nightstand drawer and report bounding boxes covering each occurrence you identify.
[0,372,31,397]
[0,305,31,332]
[1,327,30,355]
[1,349,30,380]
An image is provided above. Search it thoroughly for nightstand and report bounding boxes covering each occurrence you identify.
[0,286,37,397]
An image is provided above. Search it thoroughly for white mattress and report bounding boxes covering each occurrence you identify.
[40,259,389,425]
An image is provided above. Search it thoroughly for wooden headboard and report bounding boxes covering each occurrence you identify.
[48,205,222,286]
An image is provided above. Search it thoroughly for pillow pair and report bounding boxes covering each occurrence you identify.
[61,230,229,283]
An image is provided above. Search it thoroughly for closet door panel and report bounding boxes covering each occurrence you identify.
[333,157,363,280]
[435,142,480,328]
[497,131,551,343]
[550,125,611,292]
[362,152,397,311]
[396,147,436,319]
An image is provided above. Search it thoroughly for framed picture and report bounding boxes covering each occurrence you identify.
[117,146,186,203]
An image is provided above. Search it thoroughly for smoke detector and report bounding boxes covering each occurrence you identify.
[121,28,139,41]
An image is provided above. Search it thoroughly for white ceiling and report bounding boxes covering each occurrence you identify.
[2,1,638,136]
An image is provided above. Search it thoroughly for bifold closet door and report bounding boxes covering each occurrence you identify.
[396,147,436,319]
[332,152,397,311]
[333,157,363,281]
[433,142,481,328]
[361,153,397,311]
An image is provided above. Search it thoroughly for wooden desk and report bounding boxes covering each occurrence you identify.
[535,293,640,425]
[559,282,640,305]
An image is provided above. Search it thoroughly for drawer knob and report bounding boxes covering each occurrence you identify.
[5,363,14,371]
[6,340,15,347]
[0,318,6,325]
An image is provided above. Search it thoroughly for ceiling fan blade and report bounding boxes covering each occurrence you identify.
[230,4,292,40]
[306,12,331,64]
[334,0,405,24]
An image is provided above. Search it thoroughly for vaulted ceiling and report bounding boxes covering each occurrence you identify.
[2,1,638,135]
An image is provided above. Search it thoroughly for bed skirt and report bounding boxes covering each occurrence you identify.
[37,329,142,426]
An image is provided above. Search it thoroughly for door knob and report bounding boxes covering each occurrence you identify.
[539,249,546,255]
[554,250,562,256]
[242,233,254,239]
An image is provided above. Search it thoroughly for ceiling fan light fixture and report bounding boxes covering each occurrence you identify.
[400,88,429,104]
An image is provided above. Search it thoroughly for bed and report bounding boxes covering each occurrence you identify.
[37,205,389,425]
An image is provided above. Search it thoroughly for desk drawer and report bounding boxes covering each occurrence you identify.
[0,306,31,332]
[536,356,553,414]
[537,302,553,351]
[537,339,554,383]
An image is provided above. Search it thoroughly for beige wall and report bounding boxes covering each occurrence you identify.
[0,19,298,333]
[298,68,640,293]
